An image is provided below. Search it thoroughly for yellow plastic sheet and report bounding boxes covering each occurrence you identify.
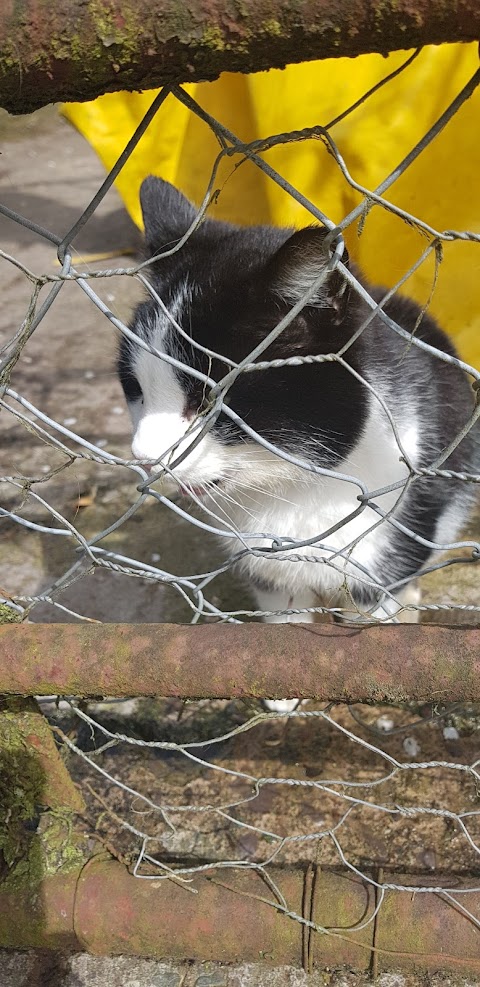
[63,44,480,366]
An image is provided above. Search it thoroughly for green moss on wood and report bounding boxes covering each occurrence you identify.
[88,0,142,61]
[0,605,23,624]
[2,813,87,893]
[0,699,87,890]
[261,19,282,37]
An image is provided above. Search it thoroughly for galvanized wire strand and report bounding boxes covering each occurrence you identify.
[57,89,172,263]
[60,700,480,901]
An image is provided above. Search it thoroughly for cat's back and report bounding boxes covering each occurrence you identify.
[352,279,477,474]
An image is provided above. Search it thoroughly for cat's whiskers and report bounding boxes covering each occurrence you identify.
[226,487,264,508]
[179,477,239,533]
[228,466,315,495]
[231,479,300,508]
[201,481,254,534]
[196,482,245,536]
[206,481,260,524]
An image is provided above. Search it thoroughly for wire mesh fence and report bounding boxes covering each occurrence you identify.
[1,45,480,966]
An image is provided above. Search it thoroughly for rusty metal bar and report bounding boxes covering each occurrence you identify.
[0,872,79,951]
[0,859,479,973]
[0,623,479,702]
[1,1,480,114]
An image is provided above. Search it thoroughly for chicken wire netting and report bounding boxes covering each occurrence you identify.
[1,48,480,956]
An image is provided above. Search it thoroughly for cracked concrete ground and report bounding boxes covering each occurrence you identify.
[1,953,480,987]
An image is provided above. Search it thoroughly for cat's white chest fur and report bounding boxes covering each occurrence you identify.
[214,397,418,611]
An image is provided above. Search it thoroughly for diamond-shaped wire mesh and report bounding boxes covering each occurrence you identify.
[1,50,480,957]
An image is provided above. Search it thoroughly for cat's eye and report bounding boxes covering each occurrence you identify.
[120,369,143,403]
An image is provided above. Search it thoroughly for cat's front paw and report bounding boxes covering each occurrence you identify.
[262,698,301,713]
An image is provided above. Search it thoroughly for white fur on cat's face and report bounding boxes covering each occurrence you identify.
[127,307,299,496]
[127,304,222,486]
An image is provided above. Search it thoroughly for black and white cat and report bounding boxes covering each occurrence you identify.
[119,177,478,700]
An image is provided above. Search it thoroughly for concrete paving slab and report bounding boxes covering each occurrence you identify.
[1,952,479,987]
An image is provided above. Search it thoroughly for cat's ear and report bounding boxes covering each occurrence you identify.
[140,177,197,255]
[268,227,350,325]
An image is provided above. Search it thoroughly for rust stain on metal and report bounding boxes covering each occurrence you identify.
[377,880,480,973]
[73,859,304,959]
[1,859,480,973]
[0,873,78,950]
[1,0,480,113]
[0,623,479,702]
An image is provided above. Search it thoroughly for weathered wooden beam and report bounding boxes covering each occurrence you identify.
[1,1,480,114]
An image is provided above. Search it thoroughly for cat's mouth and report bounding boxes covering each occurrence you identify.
[142,465,225,499]
[180,478,223,499]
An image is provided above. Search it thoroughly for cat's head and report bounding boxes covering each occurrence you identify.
[119,177,364,494]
